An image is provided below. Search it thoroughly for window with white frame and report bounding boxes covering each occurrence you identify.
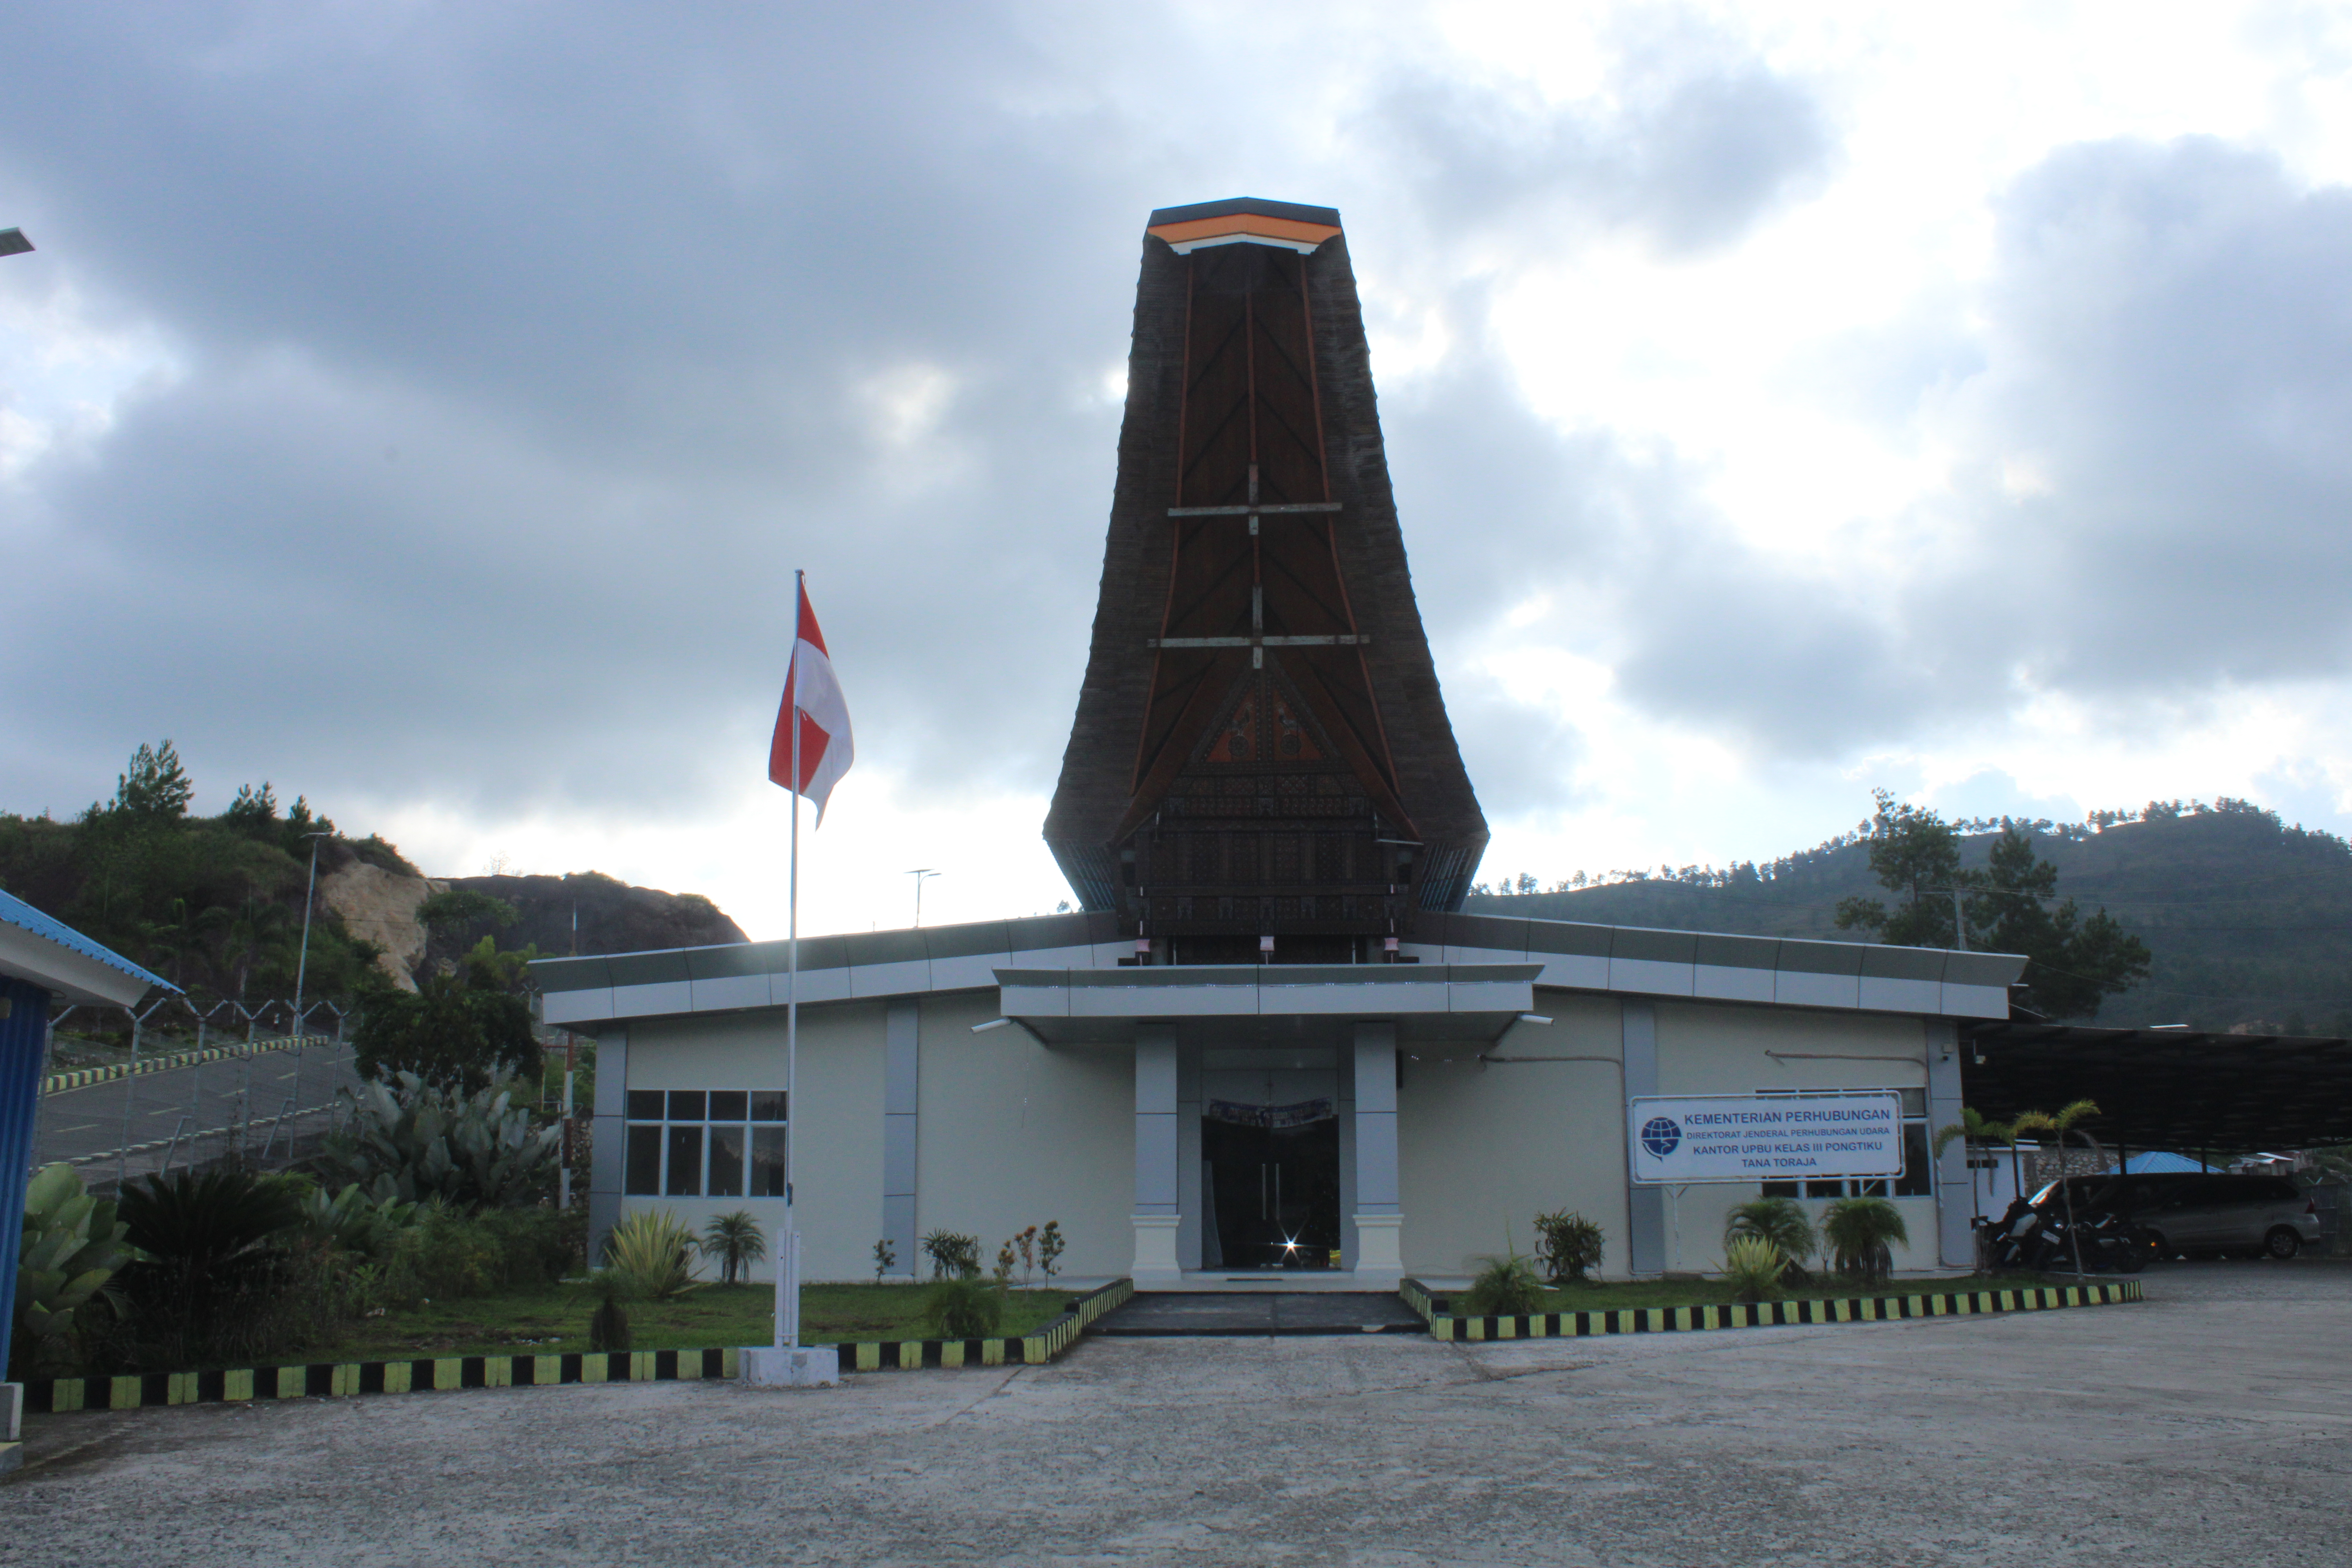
[1758,1087,1932,1200]
[624,1089,788,1198]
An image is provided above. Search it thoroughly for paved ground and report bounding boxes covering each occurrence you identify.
[5,1261,2347,1565]
[1095,1292,1427,1335]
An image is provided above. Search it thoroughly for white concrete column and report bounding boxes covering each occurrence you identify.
[1927,1020,1973,1268]
[1132,1029,1182,1287]
[880,999,920,1279]
[1623,1002,1665,1276]
[1352,1021,1403,1285]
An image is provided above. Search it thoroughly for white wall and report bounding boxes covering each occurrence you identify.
[1651,1001,1940,1276]
[912,989,1136,1283]
[1397,992,1632,1279]
[621,1001,885,1283]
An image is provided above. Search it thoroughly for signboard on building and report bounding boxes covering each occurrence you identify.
[1628,1092,1904,1186]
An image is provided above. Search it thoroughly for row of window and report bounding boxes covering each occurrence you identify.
[623,1089,788,1198]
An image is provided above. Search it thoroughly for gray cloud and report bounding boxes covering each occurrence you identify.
[7,7,2341,864]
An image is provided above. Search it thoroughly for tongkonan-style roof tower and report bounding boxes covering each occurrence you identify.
[1045,199,1488,961]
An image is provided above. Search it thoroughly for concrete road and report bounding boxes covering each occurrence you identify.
[4,1262,2346,1566]
[33,1040,361,1187]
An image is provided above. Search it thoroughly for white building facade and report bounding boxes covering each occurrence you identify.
[533,910,2023,1288]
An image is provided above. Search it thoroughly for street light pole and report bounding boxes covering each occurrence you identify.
[289,830,332,1118]
[906,868,939,928]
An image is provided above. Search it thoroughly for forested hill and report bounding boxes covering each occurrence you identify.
[1462,799,2352,1034]
[0,741,745,1008]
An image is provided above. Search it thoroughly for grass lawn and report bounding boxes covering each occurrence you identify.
[306,1281,1085,1363]
[1430,1272,2066,1314]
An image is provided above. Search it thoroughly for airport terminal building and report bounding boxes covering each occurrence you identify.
[531,199,2027,1287]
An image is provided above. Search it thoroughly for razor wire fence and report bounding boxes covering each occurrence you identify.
[30,996,365,1193]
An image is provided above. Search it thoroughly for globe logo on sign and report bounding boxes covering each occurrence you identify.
[1640,1116,1682,1158]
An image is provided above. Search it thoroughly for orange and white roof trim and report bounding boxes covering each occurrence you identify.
[1145,197,1342,255]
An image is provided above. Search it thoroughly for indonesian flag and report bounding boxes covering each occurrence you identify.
[768,581,854,821]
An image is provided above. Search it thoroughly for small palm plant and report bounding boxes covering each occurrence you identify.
[1720,1236,1786,1303]
[1533,1210,1607,1283]
[699,1211,767,1285]
[1723,1198,1815,1281]
[1821,1197,1909,1284]
[924,1275,1004,1338]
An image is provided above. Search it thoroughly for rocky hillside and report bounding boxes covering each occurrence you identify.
[421,871,747,973]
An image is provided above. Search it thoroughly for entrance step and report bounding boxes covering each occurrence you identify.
[1092,1292,1426,1338]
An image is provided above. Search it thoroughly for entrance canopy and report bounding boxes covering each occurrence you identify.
[1962,1022,2352,1151]
[994,963,1540,1047]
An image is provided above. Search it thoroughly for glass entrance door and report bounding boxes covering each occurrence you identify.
[1201,1109,1341,1269]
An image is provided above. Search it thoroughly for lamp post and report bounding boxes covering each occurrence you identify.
[906,868,939,928]
[288,830,332,1117]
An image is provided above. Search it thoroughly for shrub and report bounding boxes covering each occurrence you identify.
[368,1204,582,1307]
[1724,1198,1815,1280]
[113,1167,309,1367]
[1720,1237,1785,1303]
[1532,1210,1606,1283]
[319,1071,563,1210]
[922,1275,1004,1338]
[700,1212,768,1285]
[604,1209,698,1299]
[1822,1198,1909,1284]
[921,1229,980,1279]
[588,1275,632,1352]
[11,1164,133,1379]
[352,971,539,1094]
[294,1182,421,1258]
[1038,1221,1064,1281]
[1460,1251,1547,1317]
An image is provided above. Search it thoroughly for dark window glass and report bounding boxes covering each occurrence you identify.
[1805,1178,1845,1198]
[627,1090,664,1121]
[751,1091,789,1122]
[751,1126,788,1196]
[667,1091,706,1122]
[666,1125,704,1196]
[1895,1123,1933,1197]
[1854,1177,1889,1198]
[710,1090,748,1122]
[1898,1088,1927,1117]
[1760,1181,1800,1198]
[625,1125,662,1194]
[707,1126,745,1198]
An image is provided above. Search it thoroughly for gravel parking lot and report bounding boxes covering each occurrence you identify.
[5,1261,2347,1566]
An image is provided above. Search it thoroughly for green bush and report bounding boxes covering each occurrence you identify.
[921,1229,980,1279]
[604,1209,698,1299]
[1460,1251,1547,1317]
[319,1071,563,1210]
[112,1167,312,1367]
[369,1204,582,1307]
[11,1164,133,1379]
[1822,1197,1909,1284]
[1724,1198,1816,1279]
[922,1275,1004,1338]
[1720,1236,1785,1303]
[1532,1210,1606,1283]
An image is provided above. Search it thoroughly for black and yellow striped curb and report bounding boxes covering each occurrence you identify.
[20,1280,1137,1415]
[43,1035,328,1096]
[842,1278,1132,1370]
[1399,1276,2143,1342]
[25,1348,738,1411]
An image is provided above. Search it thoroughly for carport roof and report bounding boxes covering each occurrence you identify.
[1961,1021,2352,1152]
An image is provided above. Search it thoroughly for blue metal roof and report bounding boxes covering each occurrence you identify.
[0,887,176,993]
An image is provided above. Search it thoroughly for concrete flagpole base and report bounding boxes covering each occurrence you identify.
[741,1345,840,1387]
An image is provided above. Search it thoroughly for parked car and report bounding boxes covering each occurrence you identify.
[2027,1172,2321,1260]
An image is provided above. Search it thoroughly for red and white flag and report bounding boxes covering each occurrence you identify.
[768,580,854,821]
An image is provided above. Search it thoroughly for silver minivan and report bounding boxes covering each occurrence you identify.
[2040,1173,2323,1259]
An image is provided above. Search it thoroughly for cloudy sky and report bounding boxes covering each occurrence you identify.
[6,2,2352,939]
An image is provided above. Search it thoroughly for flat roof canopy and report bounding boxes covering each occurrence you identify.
[1962,1022,2352,1152]
[996,963,1541,1047]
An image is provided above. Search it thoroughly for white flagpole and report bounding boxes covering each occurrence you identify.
[778,569,804,1351]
